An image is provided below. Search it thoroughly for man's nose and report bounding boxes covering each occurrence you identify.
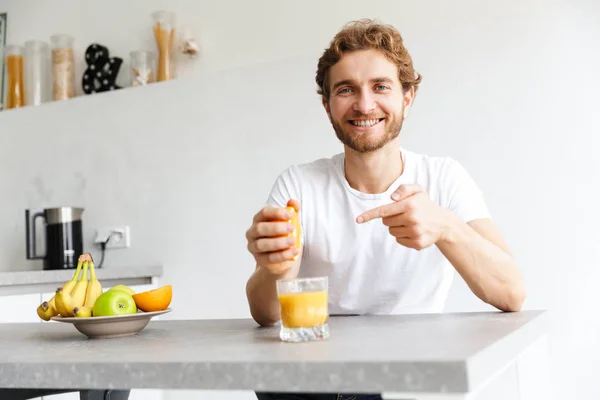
[353,91,376,115]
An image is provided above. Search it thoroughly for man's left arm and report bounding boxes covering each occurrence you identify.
[436,214,526,312]
[356,184,527,312]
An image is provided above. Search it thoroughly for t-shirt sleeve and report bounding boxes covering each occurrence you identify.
[265,165,302,208]
[264,166,305,245]
[444,159,492,222]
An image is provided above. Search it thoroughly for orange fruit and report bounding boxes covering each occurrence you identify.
[285,206,302,250]
[132,285,172,312]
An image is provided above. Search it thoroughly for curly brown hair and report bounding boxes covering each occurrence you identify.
[316,19,422,102]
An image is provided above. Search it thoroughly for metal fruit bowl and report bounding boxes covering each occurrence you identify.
[51,309,172,339]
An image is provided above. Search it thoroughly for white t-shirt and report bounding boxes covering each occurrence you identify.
[265,147,491,315]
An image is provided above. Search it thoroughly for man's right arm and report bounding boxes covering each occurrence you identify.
[244,200,303,326]
[245,251,302,326]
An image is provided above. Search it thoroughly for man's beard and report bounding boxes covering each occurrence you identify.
[330,110,404,153]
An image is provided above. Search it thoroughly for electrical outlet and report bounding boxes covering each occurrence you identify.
[94,226,131,249]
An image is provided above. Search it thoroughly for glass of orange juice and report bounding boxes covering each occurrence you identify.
[276,276,329,342]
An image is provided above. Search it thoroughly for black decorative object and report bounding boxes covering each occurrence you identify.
[81,43,123,94]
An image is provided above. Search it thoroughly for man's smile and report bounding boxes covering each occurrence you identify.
[348,118,385,128]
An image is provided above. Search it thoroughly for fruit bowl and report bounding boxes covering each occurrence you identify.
[51,309,171,339]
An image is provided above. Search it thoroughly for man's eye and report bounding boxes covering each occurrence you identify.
[338,88,352,94]
[376,85,389,91]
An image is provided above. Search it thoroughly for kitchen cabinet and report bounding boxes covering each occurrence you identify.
[0,266,162,323]
[0,294,42,323]
[129,389,164,400]
[41,393,78,400]
[37,389,164,400]
[0,266,163,297]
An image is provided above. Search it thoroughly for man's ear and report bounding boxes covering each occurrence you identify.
[403,86,415,119]
[322,96,331,118]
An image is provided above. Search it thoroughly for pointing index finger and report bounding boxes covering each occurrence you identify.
[357,200,409,224]
[356,203,390,224]
[356,207,379,224]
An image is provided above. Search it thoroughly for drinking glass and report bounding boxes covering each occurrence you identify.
[276,276,329,342]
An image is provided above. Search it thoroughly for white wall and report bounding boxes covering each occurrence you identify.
[1,1,599,399]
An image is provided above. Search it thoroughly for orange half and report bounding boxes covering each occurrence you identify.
[132,284,172,312]
[285,206,302,249]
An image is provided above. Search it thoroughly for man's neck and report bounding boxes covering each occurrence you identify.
[343,143,404,194]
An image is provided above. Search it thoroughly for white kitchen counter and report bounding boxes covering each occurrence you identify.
[0,311,550,400]
[0,266,163,296]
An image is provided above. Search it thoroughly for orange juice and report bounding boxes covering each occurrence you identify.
[278,290,328,328]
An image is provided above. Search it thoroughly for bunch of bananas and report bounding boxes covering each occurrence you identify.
[36,252,103,320]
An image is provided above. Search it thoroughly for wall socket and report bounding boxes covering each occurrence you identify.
[94,226,131,249]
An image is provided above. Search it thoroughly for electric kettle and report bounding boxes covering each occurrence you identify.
[25,207,84,270]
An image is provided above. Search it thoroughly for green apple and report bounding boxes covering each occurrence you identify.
[108,284,135,295]
[92,290,137,317]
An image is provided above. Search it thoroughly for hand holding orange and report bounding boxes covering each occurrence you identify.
[245,199,302,274]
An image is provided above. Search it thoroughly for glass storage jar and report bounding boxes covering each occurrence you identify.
[130,50,155,87]
[50,34,75,100]
[24,40,51,106]
[151,11,175,82]
[5,45,25,109]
